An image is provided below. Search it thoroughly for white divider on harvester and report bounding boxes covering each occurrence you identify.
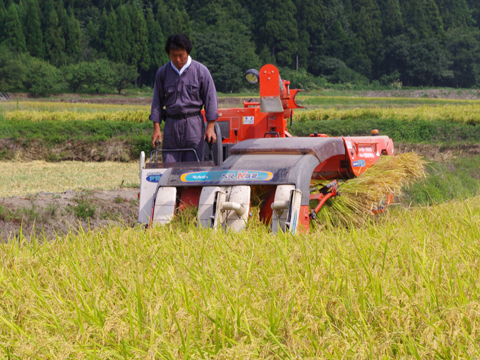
[198,186,225,228]
[198,186,251,231]
[138,166,170,224]
[222,186,250,232]
[271,185,302,234]
[152,187,177,225]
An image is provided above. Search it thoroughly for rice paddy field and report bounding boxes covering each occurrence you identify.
[1,95,480,358]
[1,197,480,358]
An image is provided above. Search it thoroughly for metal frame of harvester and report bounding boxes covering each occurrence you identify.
[137,64,394,234]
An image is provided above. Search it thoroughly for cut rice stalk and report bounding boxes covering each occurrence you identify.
[311,152,426,227]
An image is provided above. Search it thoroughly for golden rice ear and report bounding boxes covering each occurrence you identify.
[5,109,149,123]
[311,152,426,228]
[299,104,480,125]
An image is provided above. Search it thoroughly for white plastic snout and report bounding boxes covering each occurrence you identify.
[271,185,302,234]
[152,187,177,225]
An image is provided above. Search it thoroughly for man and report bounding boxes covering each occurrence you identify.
[149,33,218,163]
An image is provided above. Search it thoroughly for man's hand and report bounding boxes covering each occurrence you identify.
[204,121,217,144]
[152,122,162,147]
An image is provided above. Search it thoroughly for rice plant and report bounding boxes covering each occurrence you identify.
[1,197,480,358]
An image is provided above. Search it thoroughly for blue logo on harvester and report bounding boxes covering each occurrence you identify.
[352,160,366,168]
[181,170,273,183]
[146,173,162,183]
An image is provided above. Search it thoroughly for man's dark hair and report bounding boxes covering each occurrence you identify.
[165,34,192,55]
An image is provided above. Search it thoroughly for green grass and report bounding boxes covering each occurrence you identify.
[290,118,480,144]
[1,198,480,358]
[296,95,480,109]
[404,156,480,206]
[0,117,154,160]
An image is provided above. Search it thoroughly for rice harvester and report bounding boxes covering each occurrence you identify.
[137,64,394,234]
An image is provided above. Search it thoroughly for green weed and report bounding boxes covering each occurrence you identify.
[73,196,96,220]
[404,156,480,205]
[290,118,480,143]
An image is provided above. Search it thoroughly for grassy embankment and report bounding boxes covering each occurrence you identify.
[1,197,480,358]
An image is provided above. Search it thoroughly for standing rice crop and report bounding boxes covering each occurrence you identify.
[298,104,480,124]
[1,196,480,358]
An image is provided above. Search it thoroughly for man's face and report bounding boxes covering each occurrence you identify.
[169,48,189,70]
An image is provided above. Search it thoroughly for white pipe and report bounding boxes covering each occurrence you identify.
[222,202,245,216]
[139,151,145,179]
[271,201,289,210]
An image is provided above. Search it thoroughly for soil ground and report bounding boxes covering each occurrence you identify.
[0,188,139,242]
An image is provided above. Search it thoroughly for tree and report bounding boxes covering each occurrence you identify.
[406,38,452,85]
[261,0,298,67]
[192,0,260,92]
[105,8,121,62]
[24,0,44,58]
[446,28,480,88]
[22,55,66,95]
[146,7,167,68]
[41,0,55,34]
[116,5,133,64]
[111,62,138,94]
[295,0,325,70]
[62,62,89,92]
[380,0,403,37]
[400,0,428,39]
[352,0,382,60]
[424,0,445,41]
[436,0,472,31]
[86,59,114,93]
[57,0,70,47]
[66,10,82,60]
[44,7,65,65]
[467,0,480,31]
[130,4,150,75]
[0,0,7,41]
[4,3,27,52]
[0,45,25,91]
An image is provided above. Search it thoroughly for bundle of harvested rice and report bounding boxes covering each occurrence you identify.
[312,152,426,228]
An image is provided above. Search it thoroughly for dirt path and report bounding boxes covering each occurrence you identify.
[0,188,139,241]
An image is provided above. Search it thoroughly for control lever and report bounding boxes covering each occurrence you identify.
[207,138,213,162]
[154,140,161,162]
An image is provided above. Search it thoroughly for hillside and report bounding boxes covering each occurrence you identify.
[2,0,480,94]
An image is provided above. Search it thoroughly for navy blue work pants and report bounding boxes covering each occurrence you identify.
[162,115,205,163]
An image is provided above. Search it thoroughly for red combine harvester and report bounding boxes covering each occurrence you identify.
[137,64,394,234]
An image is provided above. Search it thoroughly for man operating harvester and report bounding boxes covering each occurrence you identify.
[149,34,218,163]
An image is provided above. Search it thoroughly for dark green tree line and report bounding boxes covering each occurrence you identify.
[2,0,480,93]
